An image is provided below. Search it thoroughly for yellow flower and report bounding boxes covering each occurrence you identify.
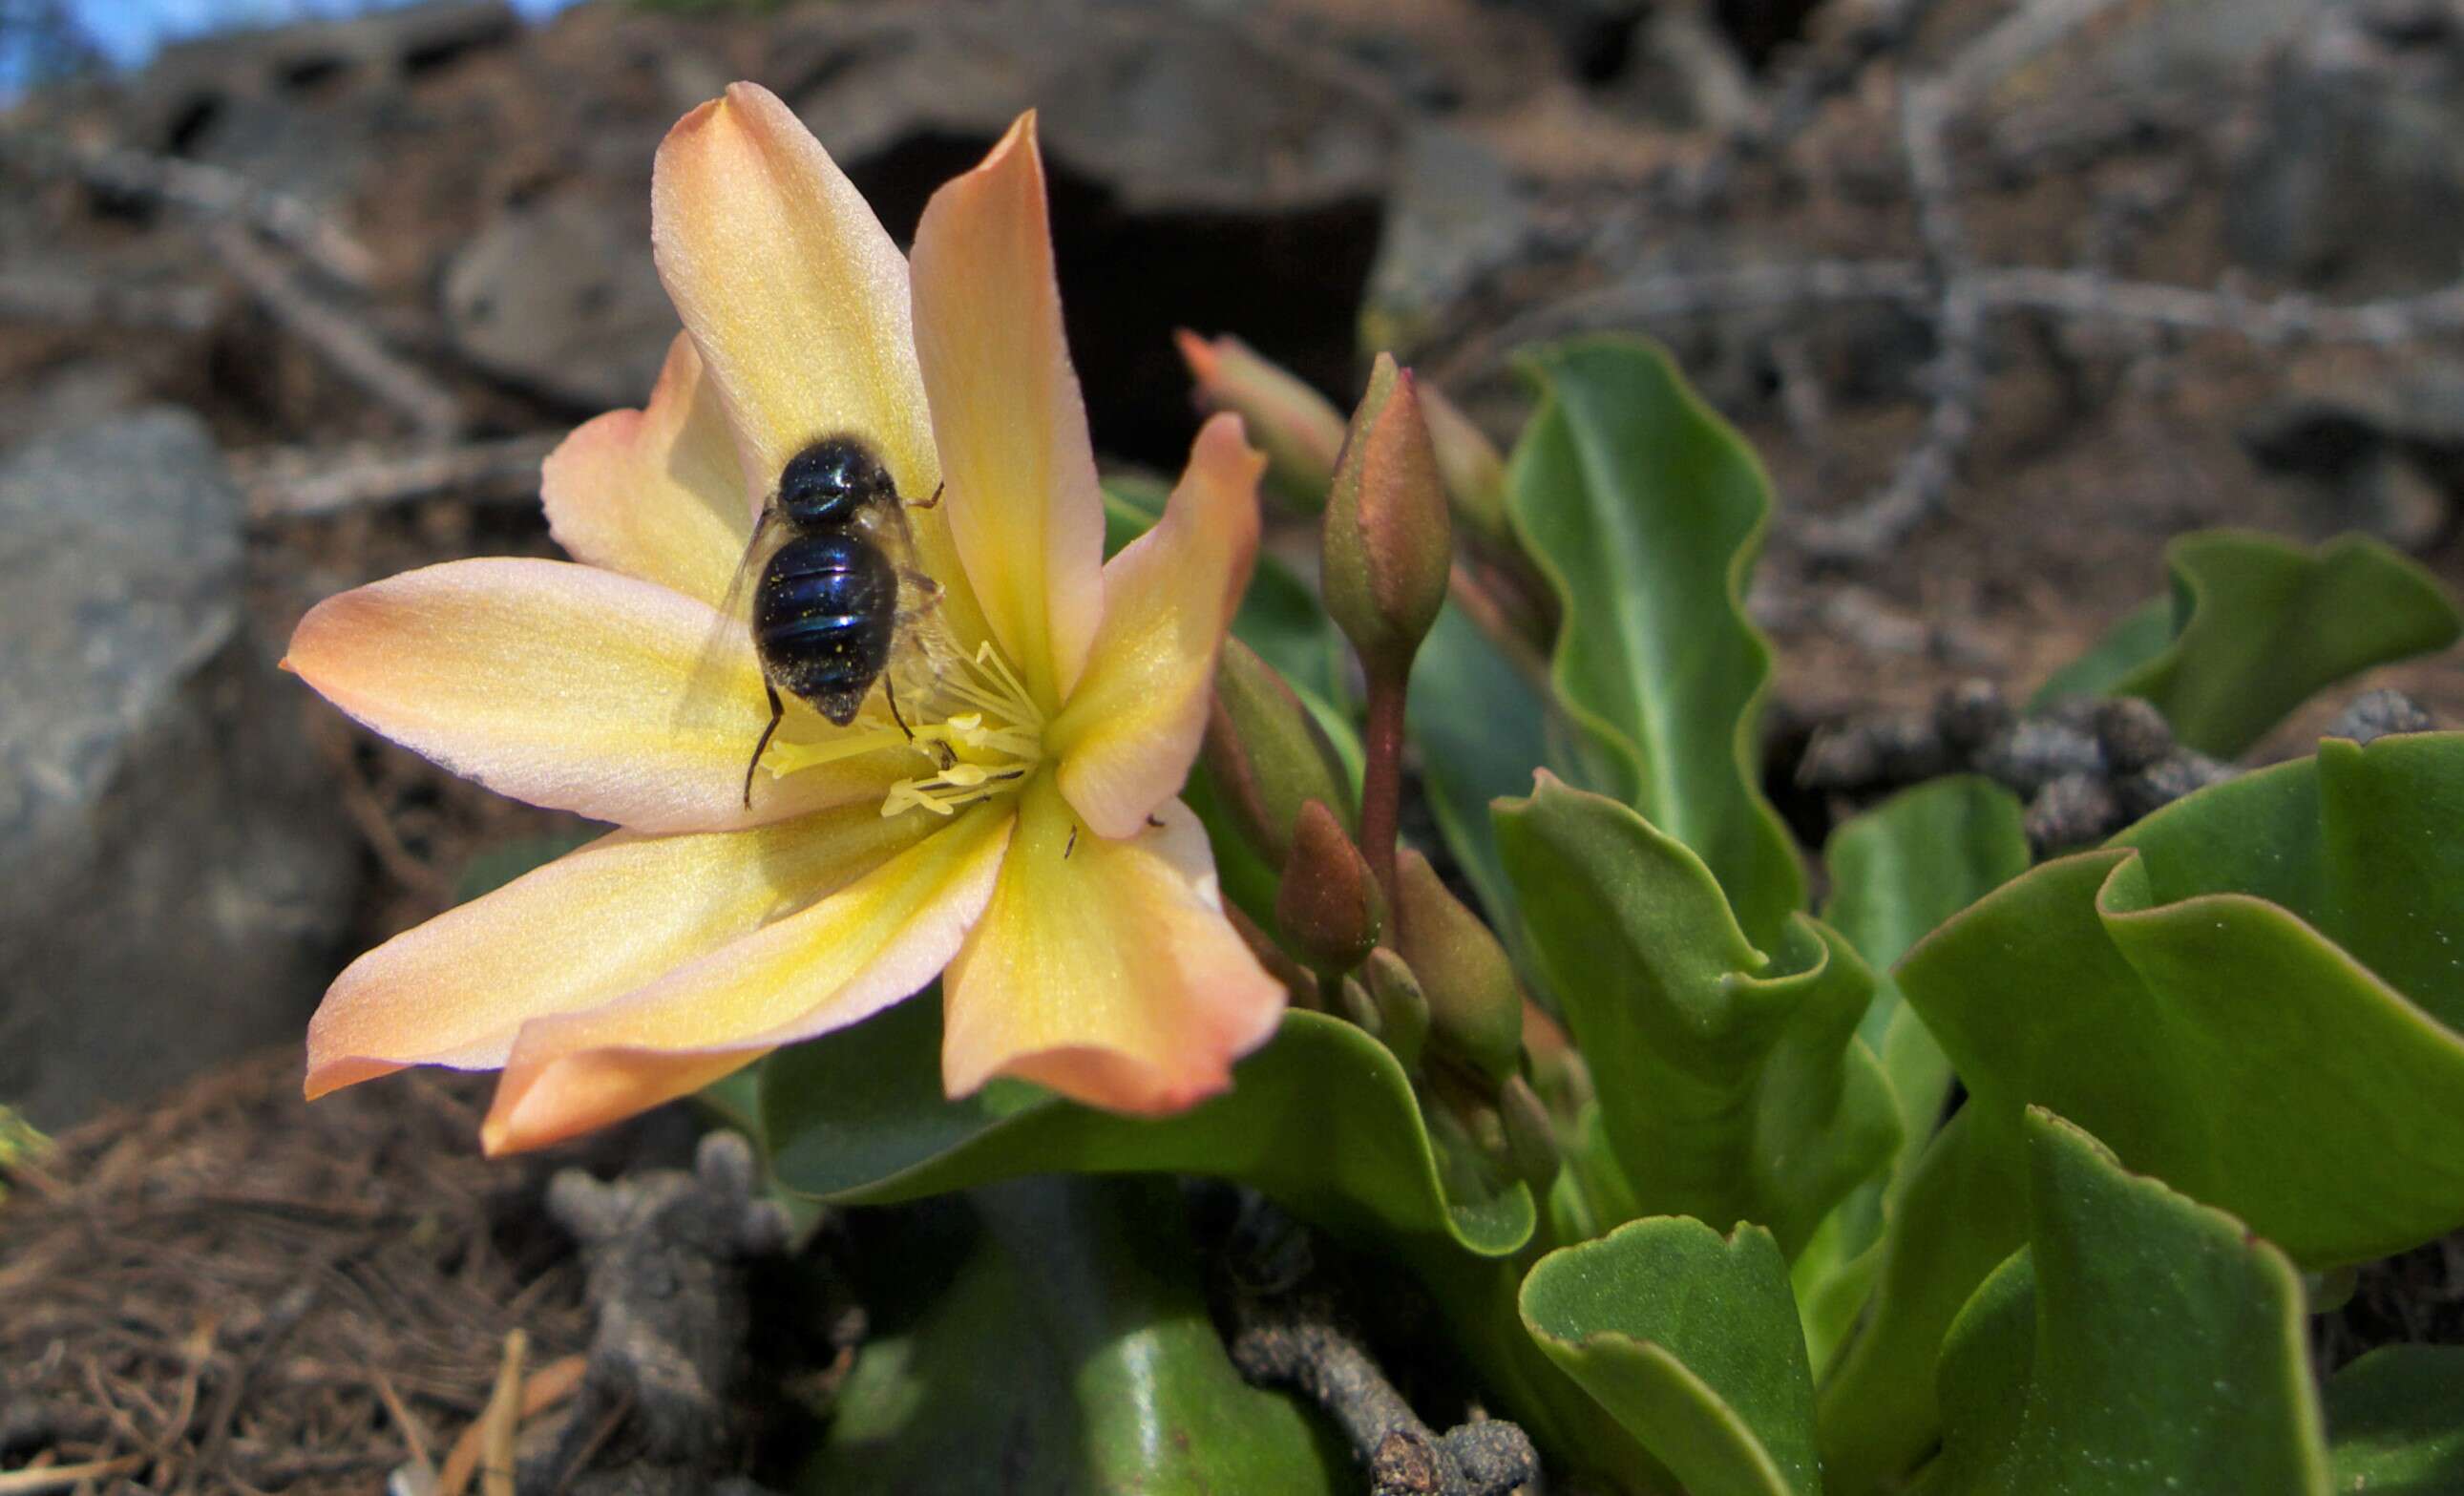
[286,87,1284,1154]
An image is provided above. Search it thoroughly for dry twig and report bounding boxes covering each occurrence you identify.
[0,130,377,286]
[206,223,464,440]
[234,433,558,520]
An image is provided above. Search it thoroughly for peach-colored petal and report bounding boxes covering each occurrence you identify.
[909,112,1105,709]
[483,802,1015,1152]
[306,807,930,1097]
[541,332,750,608]
[1046,413,1264,839]
[940,778,1285,1114]
[651,82,988,649]
[284,558,911,832]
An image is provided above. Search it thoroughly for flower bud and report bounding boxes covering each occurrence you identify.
[1225,902,1322,1013]
[1335,974,1383,1038]
[1274,799,1382,974]
[1175,330,1346,506]
[1361,947,1429,1072]
[1198,639,1352,866]
[1497,1074,1561,1192]
[1394,848,1524,1088]
[1322,355,1453,680]
[1417,381,1511,548]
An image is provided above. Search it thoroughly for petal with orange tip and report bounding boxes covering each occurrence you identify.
[482,802,1015,1153]
[305,806,931,1098]
[909,112,1106,710]
[1045,412,1263,839]
[651,82,987,648]
[542,332,751,609]
[284,558,909,832]
[940,779,1285,1115]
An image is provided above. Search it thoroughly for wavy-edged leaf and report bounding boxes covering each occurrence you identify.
[1407,601,1556,957]
[2029,595,2172,708]
[1506,337,1802,947]
[806,1177,1341,1494]
[1494,775,1897,1255]
[1910,1109,2327,1496]
[1819,735,2464,1491]
[763,1001,1532,1258]
[1795,779,2031,1365]
[1521,1218,1821,1496]
[2326,1346,2464,1496]
[2036,530,2460,755]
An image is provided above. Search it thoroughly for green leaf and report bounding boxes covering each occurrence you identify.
[1911,1109,2327,1496]
[1506,336,1803,948]
[1819,735,2464,1491]
[805,1177,1340,1494]
[1794,779,2032,1365]
[762,1001,1532,1258]
[2039,530,2460,755]
[1521,1218,1822,1496]
[1407,601,1549,943]
[2326,1346,2464,1496]
[2028,595,2172,708]
[1494,775,1897,1255]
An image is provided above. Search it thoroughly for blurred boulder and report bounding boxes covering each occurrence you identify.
[442,185,672,411]
[2225,2,2464,291]
[2242,360,2464,549]
[1362,122,1531,358]
[0,411,355,1127]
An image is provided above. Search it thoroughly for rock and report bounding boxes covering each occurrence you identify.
[0,411,354,1127]
[2224,4,2464,291]
[1361,122,1532,357]
[751,0,1394,467]
[441,186,672,412]
[2240,362,2464,549]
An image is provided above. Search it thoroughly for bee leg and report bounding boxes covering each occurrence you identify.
[908,482,944,510]
[896,569,944,619]
[743,682,785,809]
[884,671,957,769]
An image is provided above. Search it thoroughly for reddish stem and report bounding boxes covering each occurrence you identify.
[1358,667,1408,937]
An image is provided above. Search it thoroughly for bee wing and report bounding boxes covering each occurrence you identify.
[671,505,789,735]
[856,499,960,714]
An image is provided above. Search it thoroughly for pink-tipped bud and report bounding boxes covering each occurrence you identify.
[1198,639,1353,866]
[1274,799,1383,975]
[1175,329,1347,507]
[1322,354,1453,680]
[1417,382,1511,548]
[1394,847,1524,1088]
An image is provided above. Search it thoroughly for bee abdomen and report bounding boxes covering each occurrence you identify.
[753,532,898,725]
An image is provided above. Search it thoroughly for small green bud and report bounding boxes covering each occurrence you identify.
[1322,354,1452,680]
[1361,947,1429,1072]
[1176,329,1346,506]
[1394,847,1525,1088]
[1199,639,1352,866]
[1335,974,1384,1037]
[1497,1075,1561,1192]
[1274,799,1382,975]
[1417,381,1511,548]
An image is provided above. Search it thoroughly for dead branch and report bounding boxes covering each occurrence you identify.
[0,131,377,287]
[233,432,558,520]
[0,266,221,330]
[206,224,465,441]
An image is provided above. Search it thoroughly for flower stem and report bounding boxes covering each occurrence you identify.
[1358,667,1408,936]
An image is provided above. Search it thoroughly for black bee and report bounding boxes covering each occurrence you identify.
[703,434,942,806]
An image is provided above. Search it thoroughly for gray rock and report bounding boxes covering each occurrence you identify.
[1362,123,1531,357]
[2224,5,2464,291]
[441,187,672,412]
[2240,362,2464,548]
[0,410,354,1127]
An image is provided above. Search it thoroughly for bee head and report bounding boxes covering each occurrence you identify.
[779,435,896,527]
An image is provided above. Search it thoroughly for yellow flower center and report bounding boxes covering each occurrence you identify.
[760,638,1048,819]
